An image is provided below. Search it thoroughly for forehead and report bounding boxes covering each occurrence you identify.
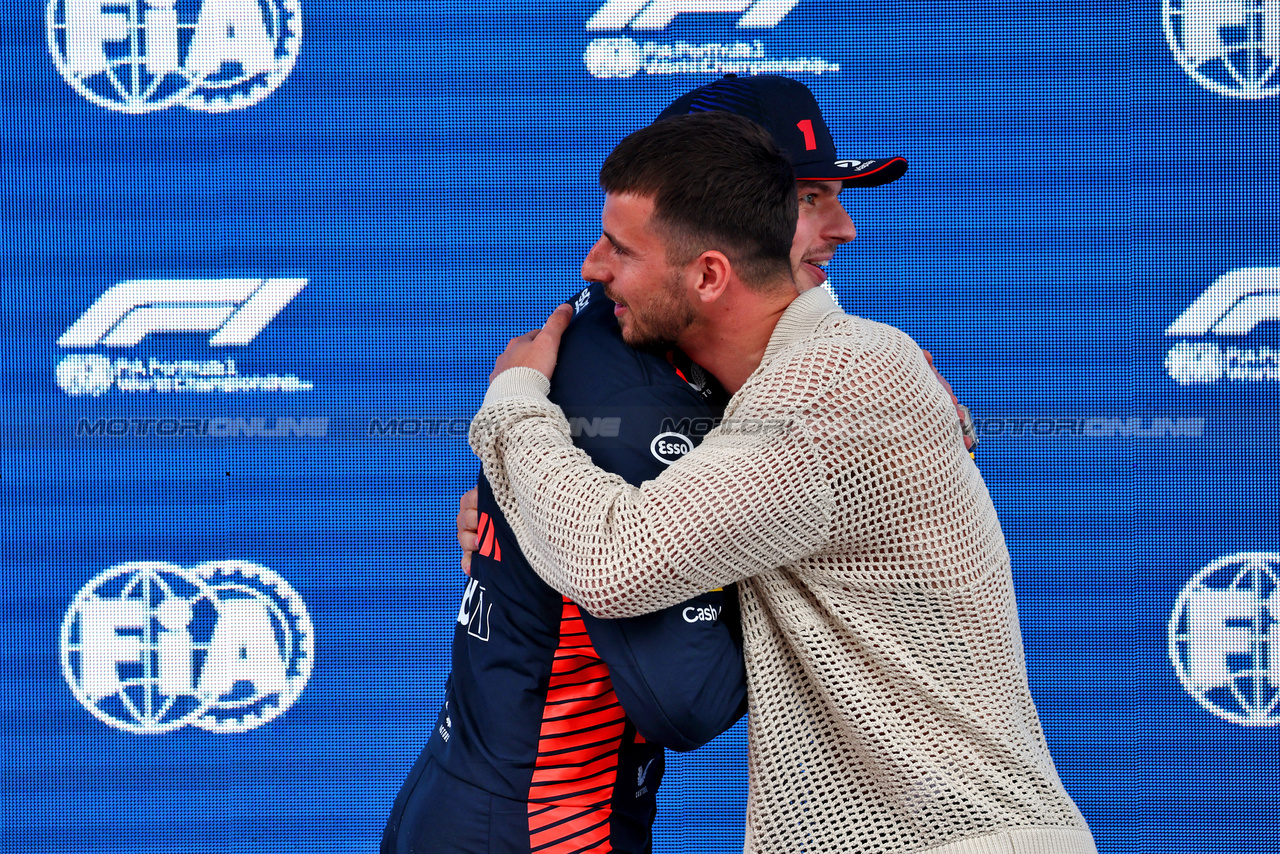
[603,191,656,222]
[601,192,661,244]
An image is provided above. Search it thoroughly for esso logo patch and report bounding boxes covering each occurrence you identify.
[650,432,693,465]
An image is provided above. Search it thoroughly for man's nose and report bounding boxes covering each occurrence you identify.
[581,236,611,282]
[829,204,856,244]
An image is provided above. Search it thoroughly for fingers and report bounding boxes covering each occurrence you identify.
[542,303,573,330]
[922,349,959,403]
[489,304,574,382]
[458,513,479,551]
[957,404,976,451]
[459,527,478,552]
[489,330,539,381]
[923,349,977,453]
[530,304,573,374]
[458,487,478,576]
[542,303,573,336]
[458,488,479,551]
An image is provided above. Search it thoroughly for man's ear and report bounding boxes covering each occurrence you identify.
[689,250,732,305]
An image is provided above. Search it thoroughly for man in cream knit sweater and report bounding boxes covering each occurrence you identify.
[470,111,1096,854]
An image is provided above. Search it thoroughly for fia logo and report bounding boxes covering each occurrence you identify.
[55,278,312,396]
[1168,554,1279,726]
[1164,267,1280,384]
[1163,0,1280,99]
[46,0,301,113]
[60,561,314,734]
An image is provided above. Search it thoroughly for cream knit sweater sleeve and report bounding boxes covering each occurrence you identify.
[468,364,836,618]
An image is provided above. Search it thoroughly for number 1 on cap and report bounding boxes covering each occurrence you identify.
[796,119,817,151]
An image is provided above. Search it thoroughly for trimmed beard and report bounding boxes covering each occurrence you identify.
[612,270,698,350]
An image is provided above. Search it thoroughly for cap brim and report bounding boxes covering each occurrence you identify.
[793,156,907,187]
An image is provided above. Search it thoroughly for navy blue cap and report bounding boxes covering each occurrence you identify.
[655,75,907,188]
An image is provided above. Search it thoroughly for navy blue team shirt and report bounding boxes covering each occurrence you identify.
[383,283,747,854]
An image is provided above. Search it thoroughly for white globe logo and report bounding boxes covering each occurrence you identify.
[1164,340,1226,384]
[1163,0,1280,99]
[55,353,115,396]
[61,561,314,734]
[584,37,643,79]
[46,0,302,113]
[1168,553,1280,726]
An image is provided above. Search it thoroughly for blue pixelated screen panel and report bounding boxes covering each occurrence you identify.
[4,0,1279,851]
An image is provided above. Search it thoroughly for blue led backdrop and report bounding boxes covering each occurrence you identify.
[4,0,1279,850]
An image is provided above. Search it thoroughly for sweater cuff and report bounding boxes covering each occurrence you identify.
[481,367,552,408]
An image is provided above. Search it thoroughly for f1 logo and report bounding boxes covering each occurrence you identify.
[586,0,800,30]
[1166,267,1280,337]
[58,278,307,348]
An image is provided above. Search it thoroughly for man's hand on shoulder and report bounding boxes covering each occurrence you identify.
[923,349,977,454]
[489,304,573,383]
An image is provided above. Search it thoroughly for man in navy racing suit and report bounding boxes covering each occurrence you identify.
[381,282,744,854]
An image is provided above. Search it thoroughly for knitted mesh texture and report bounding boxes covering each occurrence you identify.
[471,290,1095,854]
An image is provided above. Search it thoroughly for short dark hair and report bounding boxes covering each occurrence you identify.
[599,111,796,290]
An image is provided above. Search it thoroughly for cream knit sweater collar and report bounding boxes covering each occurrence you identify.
[762,285,848,365]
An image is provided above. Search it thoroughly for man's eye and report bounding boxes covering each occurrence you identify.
[800,194,817,205]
